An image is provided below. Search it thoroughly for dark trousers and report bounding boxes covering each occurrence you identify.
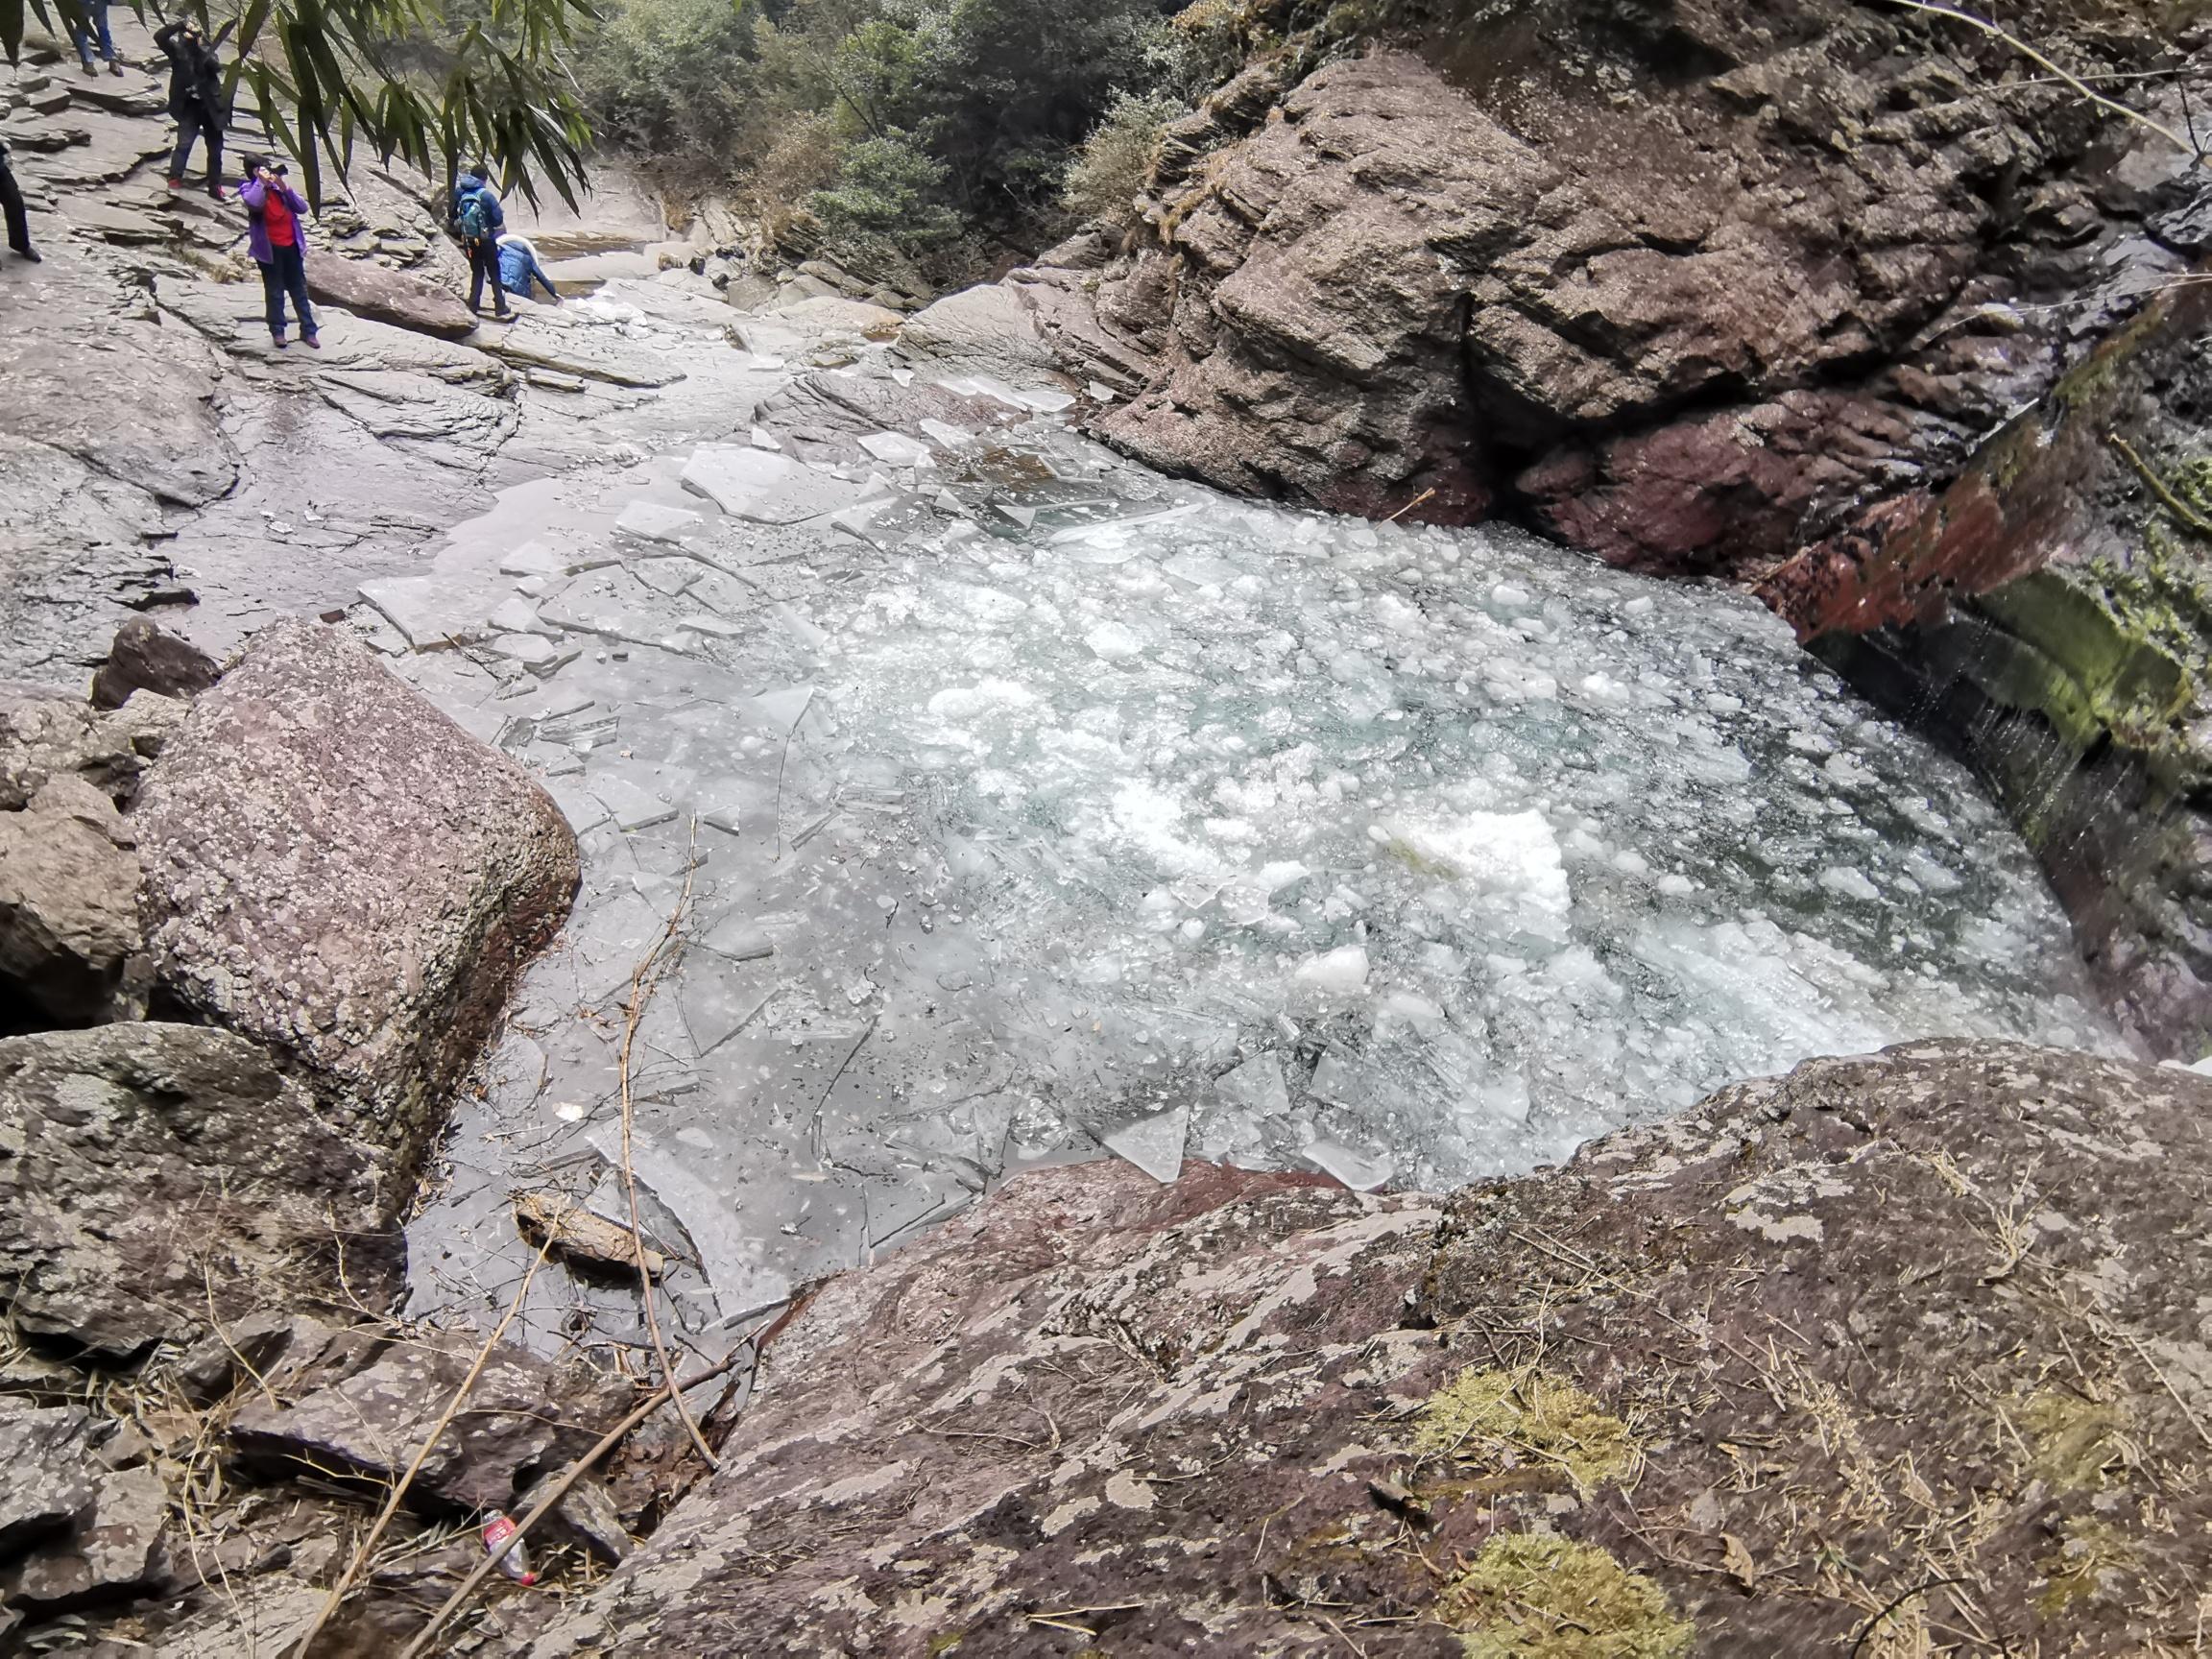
[169,106,222,185]
[259,243,315,338]
[0,154,29,254]
[466,238,509,315]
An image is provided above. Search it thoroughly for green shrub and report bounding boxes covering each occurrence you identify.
[1064,90,1189,224]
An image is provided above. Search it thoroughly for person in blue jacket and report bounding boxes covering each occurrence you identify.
[496,231,561,304]
[450,164,513,322]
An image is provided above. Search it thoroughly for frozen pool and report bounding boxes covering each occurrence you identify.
[366,319,2114,1349]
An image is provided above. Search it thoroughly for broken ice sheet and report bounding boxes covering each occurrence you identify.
[1302,1138,1393,1193]
[1100,1103,1190,1184]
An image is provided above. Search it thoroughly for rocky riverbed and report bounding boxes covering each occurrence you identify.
[3,3,2211,1653]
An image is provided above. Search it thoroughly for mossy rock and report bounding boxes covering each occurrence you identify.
[1441,1531,1692,1658]
[1413,1367,1641,1492]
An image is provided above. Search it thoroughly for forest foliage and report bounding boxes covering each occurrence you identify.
[569,0,1208,283]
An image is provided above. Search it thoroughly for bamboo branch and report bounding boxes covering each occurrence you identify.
[617,819,715,1472]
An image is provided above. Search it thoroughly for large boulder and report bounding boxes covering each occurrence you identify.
[0,1022,396,1360]
[307,252,478,342]
[523,1042,2212,1656]
[1055,3,2193,562]
[134,618,580,1164]
[0,775,143,1027]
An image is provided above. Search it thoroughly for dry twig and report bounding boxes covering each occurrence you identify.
[617,819,715,1471]
[395,1341,757,1659]
[1884,1,2211,168]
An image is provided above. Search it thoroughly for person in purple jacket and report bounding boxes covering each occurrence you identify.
[239,155,317,349]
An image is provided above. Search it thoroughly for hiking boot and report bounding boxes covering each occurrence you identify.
[108,60,124,76]
[272,331,289,349]
[166,178,184,191]
[301,332,321,349]
[10,247,39,263]
[80,60,98,77]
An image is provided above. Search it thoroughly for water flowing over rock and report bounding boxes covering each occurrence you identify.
[133,618,580,1164]
[0,1022,396,1359]
[519,1040,2212,1656]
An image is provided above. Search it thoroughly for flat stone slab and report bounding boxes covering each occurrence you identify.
[614,500,703,542]
[680,446,869,525]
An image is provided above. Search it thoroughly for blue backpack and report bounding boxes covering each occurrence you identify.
[455,188,491,243]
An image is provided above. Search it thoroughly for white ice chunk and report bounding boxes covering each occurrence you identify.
[682,445,868,524]
[1382,810,1571,914]
[1101,1103,1190,1184]
[1818,866,1882,902]
[1301,1138,1393,1192]
[1293,946,1370,998]
[1085,621,1144,661]
[857,430,934,466]
[918,418,974,450]
[616,500,703,542]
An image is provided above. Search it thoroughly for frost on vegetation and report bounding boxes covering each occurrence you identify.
[1440,1531,1692,1659]
[1413,1367,1641,1492]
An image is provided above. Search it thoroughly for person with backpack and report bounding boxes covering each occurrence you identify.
[0,136,38,264]
[155,16,229,200]
[451,166,512,322]
[240,155,317,349]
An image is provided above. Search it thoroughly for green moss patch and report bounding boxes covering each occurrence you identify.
[2019,1387,2132,1492]
[1441,1532,1692,1658]
[1414,1368,1641,1492]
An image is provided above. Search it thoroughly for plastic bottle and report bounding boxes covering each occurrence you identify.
[481,1511,539,1586]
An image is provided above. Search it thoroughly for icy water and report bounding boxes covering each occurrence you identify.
[370,293,2113,1348]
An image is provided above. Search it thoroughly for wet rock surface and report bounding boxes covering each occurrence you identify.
[134,618,582,1163]
[521,1040,2212,1656]
[0,1022,396,1359]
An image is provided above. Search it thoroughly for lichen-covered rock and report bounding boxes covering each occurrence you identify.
[515,1042,2211,1656]
[0,690,183,810]
[134,617,580,1165]
[0,1400,169,1617]
[89,618,221,711]
[0,1022,397,1359]
[0,776,144,1027]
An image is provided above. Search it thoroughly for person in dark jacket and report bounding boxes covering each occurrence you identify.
[155,17,229,199]
[0,136,38,263]
[450,165,513,321]
[240,155,317,349]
